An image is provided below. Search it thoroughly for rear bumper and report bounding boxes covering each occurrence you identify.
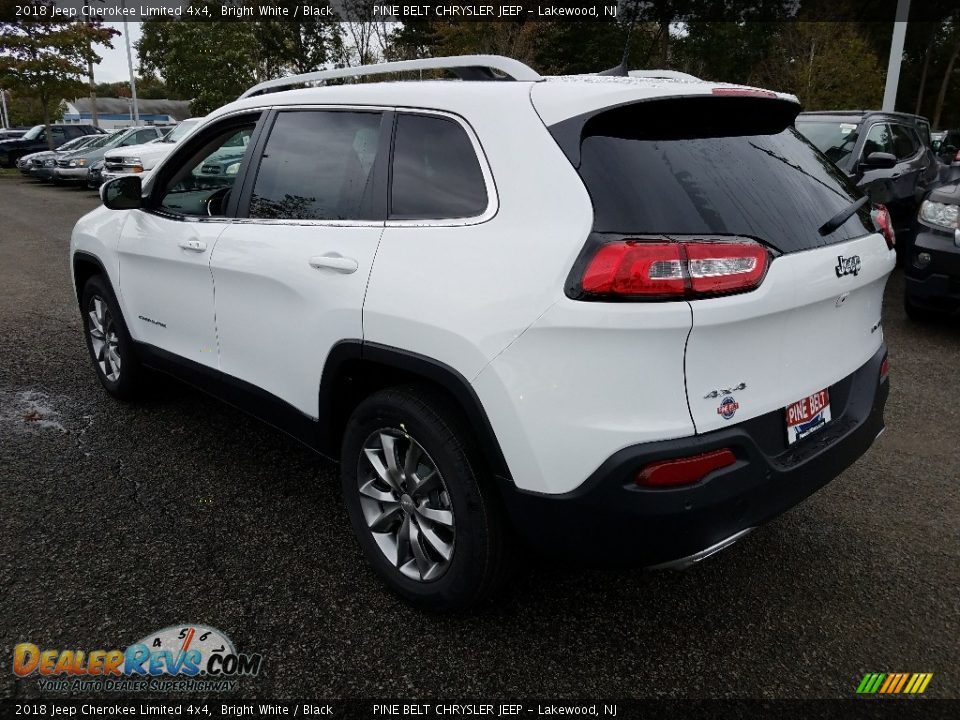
[905,228,960,313]
[497,345,888,566]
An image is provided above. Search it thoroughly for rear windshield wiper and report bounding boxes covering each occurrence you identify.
[818,195,869,236]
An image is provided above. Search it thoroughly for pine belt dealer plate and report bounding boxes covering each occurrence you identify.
[785,388,831,445]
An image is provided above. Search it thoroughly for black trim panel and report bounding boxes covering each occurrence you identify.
[136,342,323,455]
[131,339,512,481]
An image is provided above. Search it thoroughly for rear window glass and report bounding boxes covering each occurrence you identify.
[390,114,487,219]
[571,101,872,253]
[795,120,860,167]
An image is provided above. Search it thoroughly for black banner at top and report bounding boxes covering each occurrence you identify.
[2,0,959,23]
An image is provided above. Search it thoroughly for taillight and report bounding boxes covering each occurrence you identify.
[879,356,889,384]
[636,448,737,488]
[579,239,768,300]
[872,204,896,249]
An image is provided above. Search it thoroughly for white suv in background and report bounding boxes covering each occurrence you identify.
[101,118,202,184]
[70,56,894,609]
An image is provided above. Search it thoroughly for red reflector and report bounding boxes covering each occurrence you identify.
[872,204,896,249]
[879,356,889,383]
[711,87,777,98]
[636,449,737,488]
[580,239,768,299]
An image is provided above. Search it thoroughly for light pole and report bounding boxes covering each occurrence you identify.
[0,89,9,129]
[83,0,104,127]
[121,0,140,125]
[882,0,912,112]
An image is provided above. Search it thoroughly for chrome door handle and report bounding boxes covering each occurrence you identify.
[178,239,207,252]
[309,254,358,274]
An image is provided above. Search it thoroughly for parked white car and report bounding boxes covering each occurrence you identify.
[70,56,894,609]
[101,118,201,184]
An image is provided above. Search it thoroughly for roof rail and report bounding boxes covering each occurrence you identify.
[239,55,542,99]
[628,70,702,82]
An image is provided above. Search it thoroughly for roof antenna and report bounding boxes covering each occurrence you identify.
[598,3,641,76]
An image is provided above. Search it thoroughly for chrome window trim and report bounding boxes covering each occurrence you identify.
[385,106,499,228]
[154,103,498,229]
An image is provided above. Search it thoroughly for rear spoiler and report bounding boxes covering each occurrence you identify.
[549,94,801,168]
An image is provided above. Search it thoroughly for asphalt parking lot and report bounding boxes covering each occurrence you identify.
[1,174,958,701]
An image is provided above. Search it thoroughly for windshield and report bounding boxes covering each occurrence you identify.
[22,125,45,140]
[164,119,200,143]
[83,131,123,150]
[57,136,90,152]
[794,120,861,167]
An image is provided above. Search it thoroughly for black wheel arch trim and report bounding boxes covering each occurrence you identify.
[318,340,513,481]
[72,251,113,303]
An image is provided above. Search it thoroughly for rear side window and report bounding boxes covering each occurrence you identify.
[390,114,487,220]
[565,98,873,253]
[890,124,919,159]
[250,110,382,221]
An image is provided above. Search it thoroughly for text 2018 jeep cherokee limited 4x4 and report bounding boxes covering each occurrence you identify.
[70,56,894,609]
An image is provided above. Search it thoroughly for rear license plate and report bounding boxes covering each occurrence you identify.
[785,388,831,445]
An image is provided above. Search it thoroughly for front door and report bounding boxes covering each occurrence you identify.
[116,115,261,369]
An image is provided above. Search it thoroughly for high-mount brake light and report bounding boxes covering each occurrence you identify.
[580,239,769,300]
[871,204,896,249]
[711,87,778,98]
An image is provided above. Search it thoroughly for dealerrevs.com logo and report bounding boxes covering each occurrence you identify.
[13,625,262,693]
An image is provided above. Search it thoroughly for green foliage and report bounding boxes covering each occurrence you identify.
[0,10,115,144]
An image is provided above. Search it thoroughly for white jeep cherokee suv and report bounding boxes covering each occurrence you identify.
[71,56,894,609]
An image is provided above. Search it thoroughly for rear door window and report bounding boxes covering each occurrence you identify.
[390,113,488,220]
[890,124,919,159]
[564,98,873,254]
[249,110,383,221]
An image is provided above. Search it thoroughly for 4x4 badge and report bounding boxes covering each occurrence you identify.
[836,254,862,277]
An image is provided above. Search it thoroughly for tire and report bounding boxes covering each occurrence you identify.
[80,275,147,400]
[340,385,513,611]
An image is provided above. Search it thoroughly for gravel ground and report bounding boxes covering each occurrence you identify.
[1,175,957,700]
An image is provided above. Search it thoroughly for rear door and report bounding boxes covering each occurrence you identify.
[209,108,388,419]
[566,97,895,435]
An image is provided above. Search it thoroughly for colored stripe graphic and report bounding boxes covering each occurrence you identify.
[856,672,933,694]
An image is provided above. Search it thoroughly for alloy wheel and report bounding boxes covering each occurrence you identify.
[357,429,456,581]
[87,295,121,382]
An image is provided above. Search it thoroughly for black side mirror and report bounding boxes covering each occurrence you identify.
[862,151,898,170]
[101,176,142,210]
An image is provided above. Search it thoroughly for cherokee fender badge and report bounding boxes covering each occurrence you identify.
[835,254,861,278]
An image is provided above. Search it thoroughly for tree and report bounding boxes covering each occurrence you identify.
[0,9,115,147]
[138,2,345,114]
[749,22,885,109]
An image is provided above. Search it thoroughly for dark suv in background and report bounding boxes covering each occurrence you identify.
[0,124,102,167]
[795,111,939,255]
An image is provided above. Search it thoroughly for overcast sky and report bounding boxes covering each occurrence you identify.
[95,22,143,84]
